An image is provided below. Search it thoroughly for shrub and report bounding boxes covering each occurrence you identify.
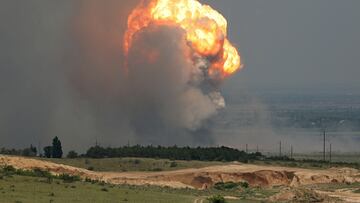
[214,181,249,190]
[2,165,16,173]
[170,161,177,168]
[239,181,249,188]
[66,151,78,159]
[214,182,237,190]
[33,168,52,178]
[58,173,81,183]
[207,195,226,203]
[85,177,99,184]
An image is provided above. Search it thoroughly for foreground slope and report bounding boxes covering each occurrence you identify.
[1,155,359,189]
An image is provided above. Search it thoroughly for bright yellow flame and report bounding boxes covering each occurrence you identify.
[124,0,242,76]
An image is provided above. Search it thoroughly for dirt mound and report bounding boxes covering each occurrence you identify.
[1,155,359,190]
[269,188,328,202]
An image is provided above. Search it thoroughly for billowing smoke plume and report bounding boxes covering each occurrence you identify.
[125,25,222,144]
[0,0,241,151]
[64,0,240,147]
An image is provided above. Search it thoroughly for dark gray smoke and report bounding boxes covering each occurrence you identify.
[126,25,220,145]
[0,0,224,152]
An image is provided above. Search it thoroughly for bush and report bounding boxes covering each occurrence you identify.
[207,195,226,203]
[133,159,141,164]
[239,181,249,188]
[170,161,177,168]
[2,165,16,175]
[101,187,108,192]
[214,182,249,190]
[66,151,78,159]
[214,181,248,190]
[33,168,52,178]
[58,173,81,183]
[214,182,238,190]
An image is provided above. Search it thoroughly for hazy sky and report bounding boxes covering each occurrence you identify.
[203,0,360,91]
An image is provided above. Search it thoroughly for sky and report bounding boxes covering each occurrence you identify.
[203,0,360,92]
[0,0,359,152]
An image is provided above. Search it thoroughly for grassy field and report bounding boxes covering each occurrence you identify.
[40,157,226,172]
[40,156,360,174]
[0,175,194,203]
[0,174,271,203]
[2,171,359,203]
[293,153,360,164]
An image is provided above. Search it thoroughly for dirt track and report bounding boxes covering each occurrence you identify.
[1,155,359,190]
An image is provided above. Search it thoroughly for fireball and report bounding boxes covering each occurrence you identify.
[124,0,242,77]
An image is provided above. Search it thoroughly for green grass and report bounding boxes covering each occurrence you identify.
[0,175,195,203]
[40,157,226,172]
[40,154,360,173]
[0,171,270,203]
[247,159,360,170]
[293,153,360,164]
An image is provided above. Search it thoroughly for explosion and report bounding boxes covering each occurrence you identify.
[124,0,242,77]
[120,0,243,142]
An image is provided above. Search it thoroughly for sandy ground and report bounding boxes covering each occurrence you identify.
[1,155,360,202]
[316,189,360,203]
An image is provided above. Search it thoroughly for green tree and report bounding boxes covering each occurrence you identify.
[43,146,52,158]
[52,136,63,158]
[67,150,78,159]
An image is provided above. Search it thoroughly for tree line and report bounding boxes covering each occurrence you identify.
[85,145,263,162]
[0,136,63,158]
[0,136,264,162]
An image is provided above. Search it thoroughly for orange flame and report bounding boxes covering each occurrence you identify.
[124,0,242,76]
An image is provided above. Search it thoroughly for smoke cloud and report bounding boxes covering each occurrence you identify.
[0,0,358,155]
[126,24,221,145]
[0,0,227,152]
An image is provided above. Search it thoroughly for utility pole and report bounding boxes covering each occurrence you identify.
[290,145,293,159]
[323,130,326,161]
[279,141,282,157]
[246,144,248,153]
[329,143,332,163]
[38,141,41,157]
